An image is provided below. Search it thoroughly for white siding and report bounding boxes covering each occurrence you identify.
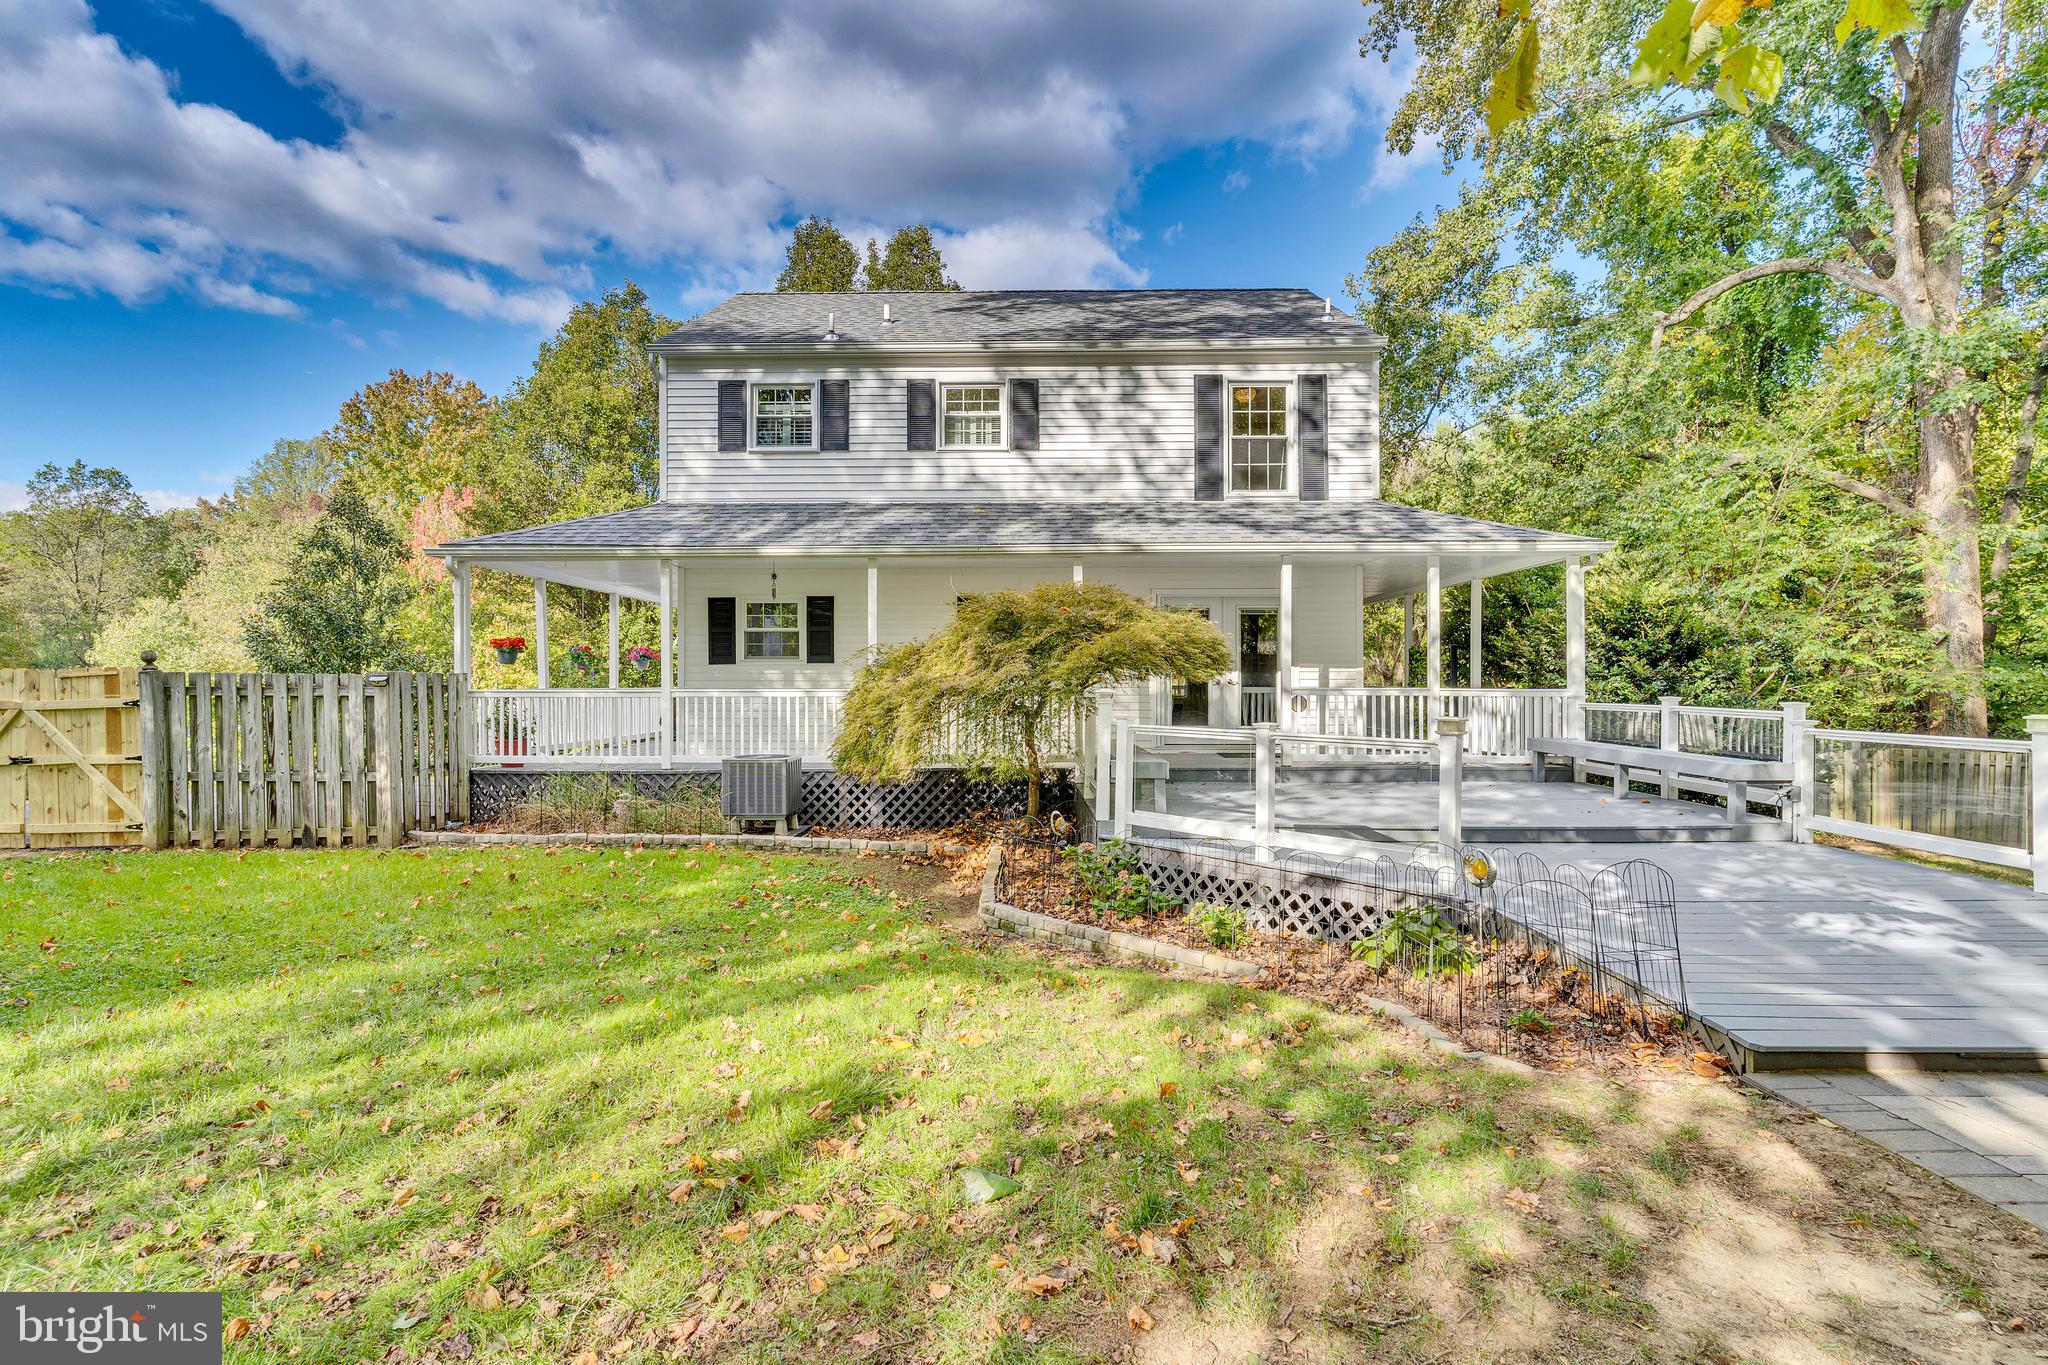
[671,558,1363,689]
[663,354,1379,503]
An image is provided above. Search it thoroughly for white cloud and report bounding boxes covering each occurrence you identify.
[139,488,203,511]
[0,0,1395,310]
[0,481,26,513]
[1161,222,1184,245]
[1365,132,1441,193]
[1222,169,1251,194]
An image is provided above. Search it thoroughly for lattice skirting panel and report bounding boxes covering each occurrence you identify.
[469,770,1071,830]
[799,771,1073,829]
[1130,839,1455,946]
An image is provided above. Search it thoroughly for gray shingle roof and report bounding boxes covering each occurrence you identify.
[652,289,1379,350]
[437,501,1605,555]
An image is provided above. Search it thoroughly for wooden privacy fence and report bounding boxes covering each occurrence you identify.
[137,670,468,849]
[0,667,146,849]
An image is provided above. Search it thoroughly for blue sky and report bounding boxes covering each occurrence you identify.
[0,0,1464,509]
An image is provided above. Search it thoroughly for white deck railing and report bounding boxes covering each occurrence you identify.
[1798,727,2035,873]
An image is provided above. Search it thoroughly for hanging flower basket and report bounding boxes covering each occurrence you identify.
[625,646,661,678]
[565,643,598,677]
[490,636,526,665]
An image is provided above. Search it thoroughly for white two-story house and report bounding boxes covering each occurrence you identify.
[435,288,1607,769]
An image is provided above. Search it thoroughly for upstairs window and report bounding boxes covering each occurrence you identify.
[753,384,815,449]
[1229,383,1289,493]
[942,383,1005,449]
[744,601,800,658]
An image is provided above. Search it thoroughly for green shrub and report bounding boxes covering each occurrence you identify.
[1349,905,1478,977]
[1186,900,1248,949]
[1062,839,1175,919]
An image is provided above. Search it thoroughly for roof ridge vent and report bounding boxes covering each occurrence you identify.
[882,302,894,324]
[824,310,838,342]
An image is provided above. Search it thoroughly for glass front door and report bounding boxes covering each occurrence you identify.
[1239,609,1278,725]
[1169,605,1213,726]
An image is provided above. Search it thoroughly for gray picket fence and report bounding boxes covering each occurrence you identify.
[137,670,468,849]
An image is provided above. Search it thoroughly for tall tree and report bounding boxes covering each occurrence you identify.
[324,369,491,514]
[0,461,160,664]
[245,490,414,672]
[234,437,341,507]
[1360,0,2048,734]
[775,215,861,291]
[465,281,677,534]
[861,225,961,291]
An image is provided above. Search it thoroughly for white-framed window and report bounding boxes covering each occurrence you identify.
[1228,382,1290,494]
[752,383,815,450]
[744,601,801,659]
[941,382,1005,449]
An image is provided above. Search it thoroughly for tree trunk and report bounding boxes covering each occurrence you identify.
[1913,370,1989,735]
[1021,722,1042,821]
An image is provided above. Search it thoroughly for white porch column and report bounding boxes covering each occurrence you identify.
[1277,557,1295,733]
[867,558,880,654]
[1424,557,1442,721]
[607,592,621,689]
[658,559,675,768]
[451,560,471,675]
[671,562,685,686]
[533,579,549,689]
[1565,556,1587,736]
[1468,579,1482,688]
[1399,595,1413,686]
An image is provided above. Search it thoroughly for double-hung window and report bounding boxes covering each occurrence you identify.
[941,383,1004,448]
[744,601,800,658]
[1228,384,1289,494]
[752,383,815,449]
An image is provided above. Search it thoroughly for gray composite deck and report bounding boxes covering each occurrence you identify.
[1159,776,2048,1070]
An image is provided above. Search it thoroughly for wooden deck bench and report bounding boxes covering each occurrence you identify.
[1529,737,1792,826]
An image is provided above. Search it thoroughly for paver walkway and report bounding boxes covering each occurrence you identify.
[1748,1072,2048,1233]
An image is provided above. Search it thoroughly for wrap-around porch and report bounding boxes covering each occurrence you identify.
[443,548,1596,769]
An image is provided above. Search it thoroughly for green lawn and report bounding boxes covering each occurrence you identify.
[2,846,2039,1362]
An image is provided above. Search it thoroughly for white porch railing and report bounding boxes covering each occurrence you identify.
[1285,688,1572,758]
[1797,726,2036,875]
[472,688,1076,768]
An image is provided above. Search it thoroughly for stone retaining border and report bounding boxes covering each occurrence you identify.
[408,829,955,855]
[977,848,1535,1074]
[976,848,1262,980]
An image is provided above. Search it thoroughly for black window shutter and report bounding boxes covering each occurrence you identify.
[819,379,850,451]
[707,597,736,665]
[1008,379,1039,450]
[717,380,747,452]
[906,379,936,451]
[1193,374,1224,501]
[1298,374,1328,501]
[806,596,835,663]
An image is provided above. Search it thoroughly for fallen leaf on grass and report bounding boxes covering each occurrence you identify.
[1137,1231,1180,1265]
[961,1169,1021,1204]
[1127,1304,1155,1331]
[1503,1187,1543,1214]
[1020,1265,1084,1298]
[927,1281,951,1300]
[1174,1162,1201,1185]
[222,1318,251,1343]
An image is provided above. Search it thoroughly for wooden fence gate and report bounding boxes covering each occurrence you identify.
[0,667,145,849]
[136,669,468,849]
